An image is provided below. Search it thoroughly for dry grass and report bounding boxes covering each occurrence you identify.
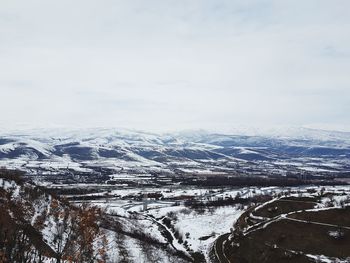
[289,207,350,227]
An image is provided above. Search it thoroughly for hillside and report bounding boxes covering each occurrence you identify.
[214,191,350,262]
[0,169,191,263]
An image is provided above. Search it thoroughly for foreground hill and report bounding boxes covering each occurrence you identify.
[213,191,350,262]
[0,169,191,263]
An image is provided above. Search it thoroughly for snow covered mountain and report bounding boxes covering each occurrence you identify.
[0,128,349,180]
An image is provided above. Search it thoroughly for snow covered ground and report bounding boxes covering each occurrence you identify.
[63,184,350,261]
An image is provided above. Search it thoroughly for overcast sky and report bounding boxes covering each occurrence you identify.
[1,0,350,132]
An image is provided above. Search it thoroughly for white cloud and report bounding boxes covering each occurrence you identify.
[0,0,349,132]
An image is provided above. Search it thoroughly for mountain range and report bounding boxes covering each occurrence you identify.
[0,127,349,180]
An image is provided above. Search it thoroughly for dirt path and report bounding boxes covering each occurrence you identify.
[213,233,231,263]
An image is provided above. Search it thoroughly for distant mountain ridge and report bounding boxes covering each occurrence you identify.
[0,128,349,178]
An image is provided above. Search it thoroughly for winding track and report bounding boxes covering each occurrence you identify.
[213,233,231,263]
